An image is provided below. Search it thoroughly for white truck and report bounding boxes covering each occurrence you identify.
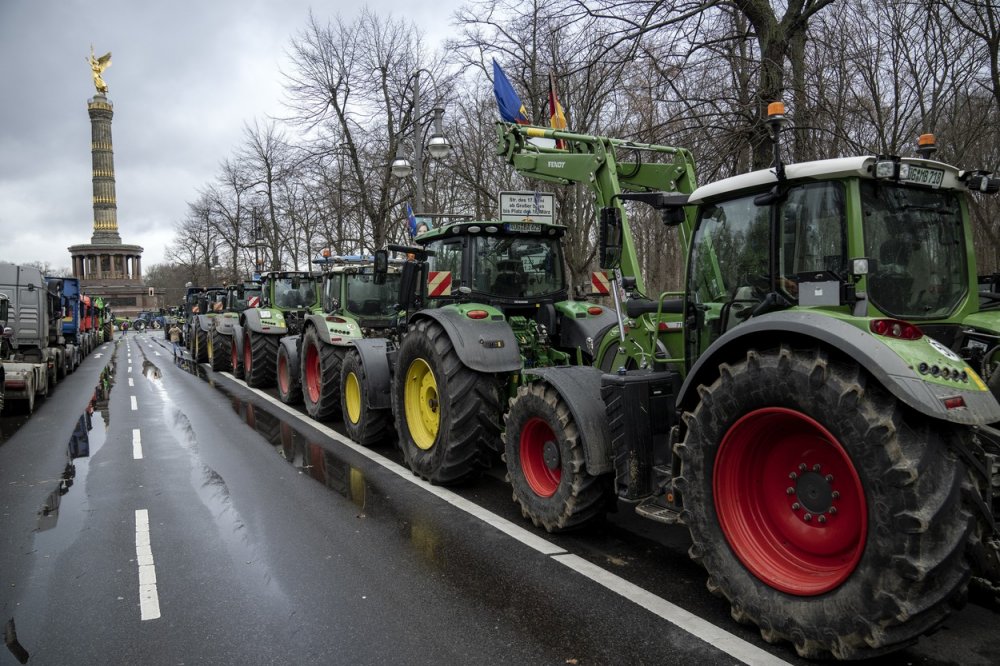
[1,263,61,414]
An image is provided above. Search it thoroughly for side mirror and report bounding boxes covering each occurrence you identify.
[599,207,623,269]
[373,250,389,286]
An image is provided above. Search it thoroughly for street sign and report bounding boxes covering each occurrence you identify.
[499,191,555,224]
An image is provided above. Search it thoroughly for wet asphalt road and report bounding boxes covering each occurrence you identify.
[0,332,998,665]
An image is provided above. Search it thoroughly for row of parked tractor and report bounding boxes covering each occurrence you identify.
[0,262,115,414]
[179,114,1000,660]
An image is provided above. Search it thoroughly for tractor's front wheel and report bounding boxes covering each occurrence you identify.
[301,327,342,420]
[195,328,209,363]
[231,337,244,379]
[277,344,302,405]
[209,331,230,372]
[341,349,392,446]
[677,345,972,659]
[244,330,278,388]
[503,382,609,531]
[393,319,501,484]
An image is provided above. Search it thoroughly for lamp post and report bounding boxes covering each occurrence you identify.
[391,69,451,214]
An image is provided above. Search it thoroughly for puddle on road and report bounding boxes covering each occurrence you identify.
[35,357,115,538]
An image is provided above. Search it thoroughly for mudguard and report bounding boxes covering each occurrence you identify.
[242,307,288,335]
[350,338,393,410]
[556,305,617,358]
[413,308,521,374]
[214,312,239,336]
[279,335,301,383]
[303,313,362,345]
[523,365,613,475]
[196,314,219,333]
[232,324,246,362]
[679,310,1000,426]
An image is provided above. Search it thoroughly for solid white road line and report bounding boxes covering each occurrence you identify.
[134,509,161,620]
[130,396,138,411]
[223,373,790,666]
[132,428,143,460]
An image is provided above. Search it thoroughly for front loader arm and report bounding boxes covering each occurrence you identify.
[496,122,698,293]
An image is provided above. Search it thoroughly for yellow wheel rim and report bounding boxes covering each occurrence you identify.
[345,371,362,425]
[404,358,439,450]
[207,335,214,358]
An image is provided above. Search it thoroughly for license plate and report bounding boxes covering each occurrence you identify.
[899,164,944,188]
[504,223,541,233]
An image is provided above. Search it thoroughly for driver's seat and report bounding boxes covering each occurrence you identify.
[492,260,525,296]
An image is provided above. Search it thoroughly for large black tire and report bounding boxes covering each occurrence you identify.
[676,345,972,659]
[341,349,392,446]
[102,322,113,343]
[503,382,610,532]
[231,336,244,379]
[301,327,342,420]
[209,330,231,372]
[194,327,210,363]
[277,344,302,405]
[393,319,502,485]
[244,330,278,388]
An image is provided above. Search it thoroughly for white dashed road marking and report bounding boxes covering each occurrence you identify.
[134,509,161,620]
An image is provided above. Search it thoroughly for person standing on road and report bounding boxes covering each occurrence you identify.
[168,323,182,356]
[121,320,129,335]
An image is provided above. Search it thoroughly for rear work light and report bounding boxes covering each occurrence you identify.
[870,318,923,340]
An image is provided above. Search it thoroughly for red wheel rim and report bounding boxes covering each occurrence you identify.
[244,333,252,375]
[520,417,561,497]
[714,407,867,596]
[278,353,289,393]
[305,342,321,403]
[231,339,239,370]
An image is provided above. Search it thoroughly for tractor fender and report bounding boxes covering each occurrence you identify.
[411,308,522,374]
[196,314,216,332]
[556,307,618,359]
[278,335,301,383]
[241,308,288,335]
[678,310,1000,426]
[232,324,245,360]
[349,337,393,410]
[303,313,362,345]
[523,366,614,476]
[214,313,239,336]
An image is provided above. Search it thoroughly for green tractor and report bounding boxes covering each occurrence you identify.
[498,114,1000,659]
[207,281,263,374]
[231,271,321,388]
[289,253,404,446]
[363,217,616,485]
[187,287,227,364]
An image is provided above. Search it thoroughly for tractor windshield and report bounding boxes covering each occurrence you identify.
[232,287,262,311]
[273,277,318,309]
[470,234,565,299]
[345,273,401,317]
[862,182,967,319]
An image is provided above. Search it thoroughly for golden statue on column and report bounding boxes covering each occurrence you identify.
[87,46,112,94]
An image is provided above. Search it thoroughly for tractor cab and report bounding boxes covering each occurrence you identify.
[259,271,321,336]
[314,253,404,330]
[225,281,263,313]
[416,219,568,312]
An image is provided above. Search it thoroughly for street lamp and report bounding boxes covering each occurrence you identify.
[391,69,451,214]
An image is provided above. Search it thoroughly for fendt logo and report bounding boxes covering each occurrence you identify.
[547,161,566,168]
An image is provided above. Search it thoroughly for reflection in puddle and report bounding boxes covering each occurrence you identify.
[36,360,114,532]
[238,400,371,514]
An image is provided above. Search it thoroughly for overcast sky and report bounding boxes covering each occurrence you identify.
[0,0,461,273]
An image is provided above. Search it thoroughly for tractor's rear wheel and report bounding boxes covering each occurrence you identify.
[209,331,230,372]
[231,337,244,379]
[677,345,972,659]
[302,327,342,420]
[244,330,278,388]
[195,328,209,363]
[503,382,609,531]
[341,349,392,446]
[277,344,302,405]
[393,319,501,484]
